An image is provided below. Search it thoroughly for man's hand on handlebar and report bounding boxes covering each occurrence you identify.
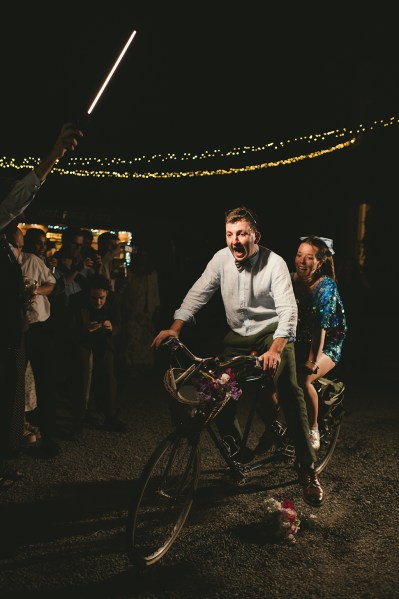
[258,349,281,376]
[151,329,179,349]
[257,337,286,376]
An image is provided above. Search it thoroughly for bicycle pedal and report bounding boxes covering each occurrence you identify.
[271,420,287,438]
[275,443,296,462]
[222,467,248,487]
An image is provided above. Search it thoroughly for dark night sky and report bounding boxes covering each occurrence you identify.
[2,6,398,155]
[1,5,398,255]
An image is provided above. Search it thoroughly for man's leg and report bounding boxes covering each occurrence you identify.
[274,343,316,468]
[214,325,276,452]
[213,336,248,451]
[26,321,57,444]
[92,346,126,432]
[274,343,324,506]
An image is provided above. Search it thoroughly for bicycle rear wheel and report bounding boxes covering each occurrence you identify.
[315,403,345,473]
[126,431,200,567]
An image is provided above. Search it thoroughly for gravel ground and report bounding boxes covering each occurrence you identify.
[0,369,398,599]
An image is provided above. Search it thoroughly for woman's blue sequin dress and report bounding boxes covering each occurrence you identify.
[293,275,347,364]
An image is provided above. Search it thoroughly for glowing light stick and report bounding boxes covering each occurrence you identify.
[86,30,137,115]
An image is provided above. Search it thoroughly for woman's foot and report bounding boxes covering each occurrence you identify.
[309,427,320,450]
[25,421,41,440]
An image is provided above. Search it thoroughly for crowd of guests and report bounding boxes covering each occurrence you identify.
[11,225,160,454]
[0,123,83,489]
[0,123,161,489]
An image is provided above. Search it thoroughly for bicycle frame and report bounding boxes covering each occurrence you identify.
[126,337,345,567]
[164,337,344,479]
[204,374,296,486]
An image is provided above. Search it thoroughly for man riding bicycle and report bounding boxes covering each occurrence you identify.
[152,206,323,507]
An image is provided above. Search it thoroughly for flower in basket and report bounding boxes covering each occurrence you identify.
[262,496,301,543]
[192,368,243,404]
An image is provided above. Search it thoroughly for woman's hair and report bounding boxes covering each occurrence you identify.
[300,235,336,281]
[225,206,259,233]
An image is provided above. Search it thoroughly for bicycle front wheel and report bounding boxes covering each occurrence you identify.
[126,431,200,567]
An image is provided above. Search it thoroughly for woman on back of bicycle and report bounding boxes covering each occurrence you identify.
[152,207,324,508]
[292,236,347,451]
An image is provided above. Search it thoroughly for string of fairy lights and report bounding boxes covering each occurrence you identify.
[1,116,397,180]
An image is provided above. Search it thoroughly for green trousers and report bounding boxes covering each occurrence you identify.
[215,324,316,468]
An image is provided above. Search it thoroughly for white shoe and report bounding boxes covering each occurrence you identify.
[309,428,320,450]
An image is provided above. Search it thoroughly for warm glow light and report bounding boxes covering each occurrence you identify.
[1,116,397,180]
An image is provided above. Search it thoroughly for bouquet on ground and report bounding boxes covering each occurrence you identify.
[262,497,301,543]
[192,369,243,404]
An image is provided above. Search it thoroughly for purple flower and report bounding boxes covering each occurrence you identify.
[192,369,243,403]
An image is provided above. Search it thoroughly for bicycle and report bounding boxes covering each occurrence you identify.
[125,337,345,568]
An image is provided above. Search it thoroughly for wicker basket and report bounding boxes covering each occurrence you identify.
[163,367,232,424]
[163,368,201,406]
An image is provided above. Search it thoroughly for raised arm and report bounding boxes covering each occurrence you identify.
[0,123,83,230]
[34,123,83,182]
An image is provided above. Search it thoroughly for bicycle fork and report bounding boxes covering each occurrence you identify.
[159,432,200,501]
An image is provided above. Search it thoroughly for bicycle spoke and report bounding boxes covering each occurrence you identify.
[126,433,200,567]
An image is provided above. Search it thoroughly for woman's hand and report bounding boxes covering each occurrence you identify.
[304,359,319,374]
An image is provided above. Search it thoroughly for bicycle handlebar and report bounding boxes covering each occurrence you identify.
[162,335,263,371]
[162,335,265,411]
